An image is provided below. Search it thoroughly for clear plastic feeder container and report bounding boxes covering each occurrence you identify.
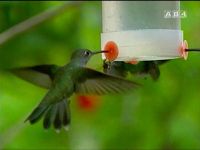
[101,1,183,61]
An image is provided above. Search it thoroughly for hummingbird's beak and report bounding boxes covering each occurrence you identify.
[92,50,108,55]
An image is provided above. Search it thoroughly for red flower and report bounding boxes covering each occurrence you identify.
[76,95,100,112]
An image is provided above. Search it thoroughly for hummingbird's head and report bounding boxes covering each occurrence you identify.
[71,49,107,66]
[71,49,93,61]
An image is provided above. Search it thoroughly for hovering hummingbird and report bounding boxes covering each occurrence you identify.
[103,60,169,81]
[11,49,140,131]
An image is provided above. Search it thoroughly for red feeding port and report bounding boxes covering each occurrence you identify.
[179,40,188,60]
[104,41,119,61]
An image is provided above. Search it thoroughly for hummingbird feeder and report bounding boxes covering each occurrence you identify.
[101,1,189,62]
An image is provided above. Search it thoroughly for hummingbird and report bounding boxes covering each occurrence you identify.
[103,60,169,81]
[11,49,140,131]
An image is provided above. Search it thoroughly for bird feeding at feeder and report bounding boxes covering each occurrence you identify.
[103,40,200,81]
[103,60,169,81]
[103,40,200,61]
[11,49,140,131]
[101,1,200,81]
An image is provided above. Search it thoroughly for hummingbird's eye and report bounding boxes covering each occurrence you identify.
[84,51,90,56]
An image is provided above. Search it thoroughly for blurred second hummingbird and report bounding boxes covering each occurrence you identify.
[103,45,200,80]
[103,60,169,81]
[12,49,140,131]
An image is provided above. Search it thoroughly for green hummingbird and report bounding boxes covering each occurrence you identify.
[103,60,169,81]
[12,49,140,131]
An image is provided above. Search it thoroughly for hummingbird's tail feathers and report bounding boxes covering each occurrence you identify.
[25,104,49,124]
[43,104,58,129]
[26,98,71,131]
[43,98,71,130]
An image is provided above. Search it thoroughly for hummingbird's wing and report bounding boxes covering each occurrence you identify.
[11,65,59,89]
[75,68,140,95]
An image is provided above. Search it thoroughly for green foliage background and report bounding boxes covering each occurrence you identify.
[0,1,200,149]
